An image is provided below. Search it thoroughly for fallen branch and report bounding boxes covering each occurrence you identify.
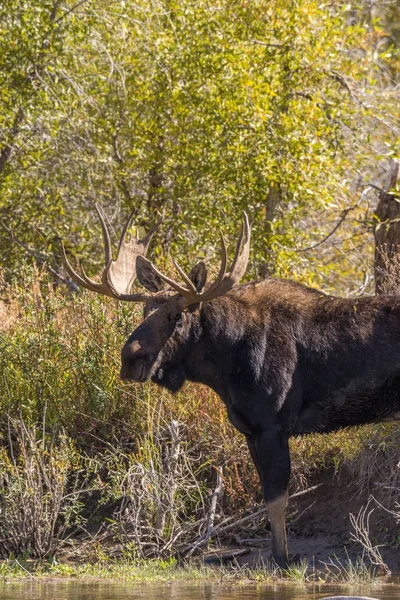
[287,501,316,529]
[215,484,323,536]
[185,467,223,557]
[14,559,40,583]
[204,468,223,545]
[179,483,323,556]
[237,537,270,545]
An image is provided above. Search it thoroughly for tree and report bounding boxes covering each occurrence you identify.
[0,0,398,294]
[374,160,400,293]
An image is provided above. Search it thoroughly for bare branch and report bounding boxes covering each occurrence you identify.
[1,220,78,291]
[297,187,372,253]
[54,0,92,25]
[0,107,24,176]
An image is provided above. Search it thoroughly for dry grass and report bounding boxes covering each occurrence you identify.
[0,416,93,558]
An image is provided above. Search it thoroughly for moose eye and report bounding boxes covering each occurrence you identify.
[167,312,183,327]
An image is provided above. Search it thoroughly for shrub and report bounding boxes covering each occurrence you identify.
[0,417,91,558]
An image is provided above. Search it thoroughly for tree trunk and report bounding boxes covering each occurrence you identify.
[258,184,281,279]
[373,160,400,294]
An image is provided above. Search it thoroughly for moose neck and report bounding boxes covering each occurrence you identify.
[151,289,259,401]
[182,294,253,399]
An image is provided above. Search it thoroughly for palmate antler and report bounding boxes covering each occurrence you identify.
[61,204,162,301]
[62,206,250,306]
[137,212,251,307]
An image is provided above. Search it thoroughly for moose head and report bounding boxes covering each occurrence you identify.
[62,205,251,392]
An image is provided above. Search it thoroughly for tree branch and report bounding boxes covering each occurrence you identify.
[297,187,373,253]
[1,221,78,292]
[54,0,92,25]
[0,107,24,176]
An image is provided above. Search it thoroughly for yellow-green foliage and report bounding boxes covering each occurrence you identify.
[0,0,398,294]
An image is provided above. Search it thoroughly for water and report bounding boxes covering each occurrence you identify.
[0,581,399,600]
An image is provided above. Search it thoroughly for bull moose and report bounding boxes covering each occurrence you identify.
[62,206,400,567]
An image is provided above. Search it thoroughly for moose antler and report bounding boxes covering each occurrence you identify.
[139,212,251,306]
[61,204,162,301]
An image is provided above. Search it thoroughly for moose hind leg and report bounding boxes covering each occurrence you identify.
[255,427,290,568]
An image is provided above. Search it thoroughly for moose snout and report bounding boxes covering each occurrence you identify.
[120,339,152,382]
[120,358,146,382]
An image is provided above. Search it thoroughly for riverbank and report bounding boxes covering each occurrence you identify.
[0,553,389,585]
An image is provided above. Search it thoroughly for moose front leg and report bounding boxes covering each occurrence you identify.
[253,427,290,568]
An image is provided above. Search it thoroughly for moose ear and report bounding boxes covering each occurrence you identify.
[188,261,207,293]
[136,256,164,292]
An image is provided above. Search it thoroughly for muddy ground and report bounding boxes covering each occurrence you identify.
[203,472,400,572]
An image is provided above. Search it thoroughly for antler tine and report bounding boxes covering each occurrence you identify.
[116,209,163,257]
[138,257,195,297]
[201,231,228,296]
[173,259,197,294]
[61,241,94,290]
[180,212,250,307]
[106,211,163,296]
[227,211,250,282]
[80,261,113,296]
[116,206,136,254]
[145,228,230,303]
[216,231,228,284]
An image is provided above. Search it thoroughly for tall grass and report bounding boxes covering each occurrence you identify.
[0,267,256,556]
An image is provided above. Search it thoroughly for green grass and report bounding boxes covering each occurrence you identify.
[0,557,278,583]
[283,558,309,582]
[0,555,383,586]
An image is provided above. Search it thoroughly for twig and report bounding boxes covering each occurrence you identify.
[1,220,78,291]
[329,69,362,105]
[204,468,223,544]
[360,182,400,201]
[0,108,24,175]
[180,483,323,556]
[155,420,181,536]
[214,483,323,535]
[237,537,270,545]
[349,497,391,574]
[54,0,91,25]
[14,559,40,583]
[287,501,316,529]
[185,467,223,557]
[248,40,284,48]
[297,187,372,252]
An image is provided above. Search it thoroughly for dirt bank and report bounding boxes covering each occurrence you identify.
[204,471,400,572]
